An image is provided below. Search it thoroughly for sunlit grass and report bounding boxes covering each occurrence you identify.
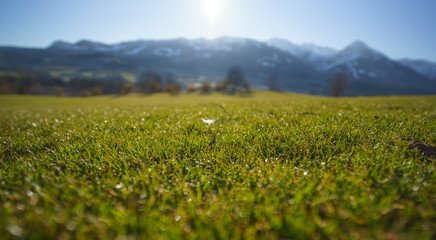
[0,92,435,239]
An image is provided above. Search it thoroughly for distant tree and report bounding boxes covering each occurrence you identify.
[165,73,176,85]
[147,79,162,93]
[137,71,163,93]
[69,78,88,96]
[53,86,64,96]
[42,77,66,87]
[200,81,212,94]
[213,78,229,92]
[187,82,198,93]
[0,84,13,94]
[268,73,280,91]
[0,76,15,94]
[163,73,181,95]
[120,82,134,95]
[105,78,124,94]
[90,87,103,96]
[79,89,90,97]
[214,80,223,92]
[330,71,349,97]
[16,77,34,94]
[165,83,182,95]
[226,66,250,92]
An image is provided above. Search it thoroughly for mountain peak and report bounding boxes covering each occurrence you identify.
[339,40,386,60]
[48,40,75,50]
[347,40,368,49]
[75,39,107,48]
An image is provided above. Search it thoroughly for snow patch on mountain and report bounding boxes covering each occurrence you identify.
[194,52,212,59]
[266,38,337,63]
[300,43,336,57]
[49,41,82,51]
[267,38,305,56]
[187,38,234,53]
[123,44,147,55]
[258,60,276,68]
[399,59,436,80]
[153,47,181,57]
[347,63,359,79]
[74,40,117,52]
[110,43,128,52]
[258,54,281,68]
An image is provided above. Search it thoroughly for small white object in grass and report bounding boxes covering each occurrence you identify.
[175,215,181,221]
[7,225,24,237]
[303,171,308,176]
[201,118,216,125]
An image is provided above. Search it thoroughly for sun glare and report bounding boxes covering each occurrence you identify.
[203,0,222,21]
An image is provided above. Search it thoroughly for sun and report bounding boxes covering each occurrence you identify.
[203,0,222,22]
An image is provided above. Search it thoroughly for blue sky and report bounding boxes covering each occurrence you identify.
[1,0,435,61]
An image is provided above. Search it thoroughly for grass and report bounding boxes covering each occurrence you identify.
[0,92,435,239]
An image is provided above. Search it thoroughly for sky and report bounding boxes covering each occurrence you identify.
[1,0,435,62]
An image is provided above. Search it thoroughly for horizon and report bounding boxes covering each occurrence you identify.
[2,36,433,63]
[1,0,436,62]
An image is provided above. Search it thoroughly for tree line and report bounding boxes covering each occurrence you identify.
[0,74,135,96]
[0,67,349,96]
[0,66,253,96]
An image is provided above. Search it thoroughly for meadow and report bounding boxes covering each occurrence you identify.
[0,92,435,239]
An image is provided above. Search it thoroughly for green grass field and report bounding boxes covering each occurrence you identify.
[1,92,435,239]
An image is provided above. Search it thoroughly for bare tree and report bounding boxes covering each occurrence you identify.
[330,71,349,97]
[90,87,103,96]
[268,73,280,91]
[201,81,212,94]
[147,79,162,93]
[52,86,64,96]
[120,82,134,95]
[137,71,163,93]
[165,83,182,95]
[226,66,250,92]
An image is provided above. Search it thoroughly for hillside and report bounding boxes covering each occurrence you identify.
[1,37,435,95]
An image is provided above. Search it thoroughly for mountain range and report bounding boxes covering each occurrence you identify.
[1,36,435,96]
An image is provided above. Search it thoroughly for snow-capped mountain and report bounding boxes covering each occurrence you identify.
[399,59,436,80]
[266,38,337,61]
[1,36,435,95]
[300,43,337,58]
[266,38,307,57]
[314,41,434,95]
[43,37,315,88]
[49,39,149,55]
[320,41,389,76]
[324,40,387,69]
